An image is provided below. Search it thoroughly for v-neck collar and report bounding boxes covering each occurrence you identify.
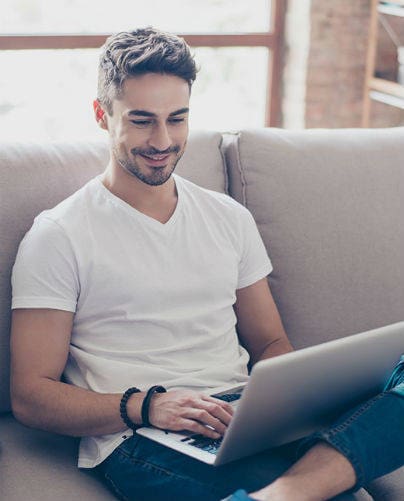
[95,173,183,231]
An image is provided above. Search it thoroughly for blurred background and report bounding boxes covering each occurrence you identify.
[1,0,403,141]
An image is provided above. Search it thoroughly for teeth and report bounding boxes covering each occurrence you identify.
[144,154,167,160]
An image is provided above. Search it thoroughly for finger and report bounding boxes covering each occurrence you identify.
[184,408,227,435]
[201,394,235,416]
[199,396,234,424]
[178,418,221,439]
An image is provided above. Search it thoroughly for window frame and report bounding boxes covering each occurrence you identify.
[0,0,285,126]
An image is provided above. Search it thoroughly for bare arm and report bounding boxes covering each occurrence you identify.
[234,278,293,366]
[11,308,232,438]
[10,308,136,436]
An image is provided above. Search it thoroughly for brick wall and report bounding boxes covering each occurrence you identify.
[283,0,404,128]
[305,0,371,128]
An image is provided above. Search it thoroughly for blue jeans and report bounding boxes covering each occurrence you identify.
[97,358,404,501]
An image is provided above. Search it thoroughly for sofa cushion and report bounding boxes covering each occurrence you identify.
[0,131,226,413]
[365,468,404,500]
[225,128,404,349]
[0,413,115,500]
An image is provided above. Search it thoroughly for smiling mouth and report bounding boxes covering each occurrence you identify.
[139,153,171,167]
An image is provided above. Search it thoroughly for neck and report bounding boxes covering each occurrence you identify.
[101,161,178,223]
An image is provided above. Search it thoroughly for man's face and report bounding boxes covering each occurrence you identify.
[104,73,190,186]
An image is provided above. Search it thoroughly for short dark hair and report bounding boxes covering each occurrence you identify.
[97,27,197,114]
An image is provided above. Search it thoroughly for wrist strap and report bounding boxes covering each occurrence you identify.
[120,387,141,430]
[141,385,167,427]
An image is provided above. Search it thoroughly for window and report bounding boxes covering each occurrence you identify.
[2,0,272,34]
[0,0,285,140]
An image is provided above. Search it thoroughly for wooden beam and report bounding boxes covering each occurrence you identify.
[183,33,274,47]
[362,0,379,127]
[0,34,109,50]
[266,0,286,127]
[370,77,404,98]
[0,33,276,51]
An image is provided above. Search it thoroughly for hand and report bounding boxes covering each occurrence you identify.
[148,389,234,439]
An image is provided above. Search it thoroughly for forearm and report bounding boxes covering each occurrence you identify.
[11,378,145,437]
[12,379,234,440]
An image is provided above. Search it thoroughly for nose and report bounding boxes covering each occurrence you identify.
[148,123,172,152]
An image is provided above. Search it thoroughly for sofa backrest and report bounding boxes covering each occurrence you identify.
[0,131,226,413]
[2,127,404,413]
[224,127,404,349]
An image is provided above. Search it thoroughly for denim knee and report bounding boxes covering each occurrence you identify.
[297,359,404,491]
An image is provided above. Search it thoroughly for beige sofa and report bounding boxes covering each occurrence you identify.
[1,128,403,500]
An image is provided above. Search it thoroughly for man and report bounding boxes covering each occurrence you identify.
[10,28,404,501]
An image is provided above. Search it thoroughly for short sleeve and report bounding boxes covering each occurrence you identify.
[237,208,273,289]
[11,217,79,312]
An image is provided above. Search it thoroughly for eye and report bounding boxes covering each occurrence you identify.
[168,117,186,124]
[130,120,152,127]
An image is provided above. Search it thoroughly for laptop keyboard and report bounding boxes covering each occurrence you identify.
[214,392,242,403]
[181,392,242,455]
[185,435,223,454]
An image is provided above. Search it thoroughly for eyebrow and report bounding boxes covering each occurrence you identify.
[127,107,189,118]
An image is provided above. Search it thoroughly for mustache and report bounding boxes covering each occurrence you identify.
[131,146,181,156]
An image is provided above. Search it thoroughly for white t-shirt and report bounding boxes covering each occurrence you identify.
[12,174,272,468]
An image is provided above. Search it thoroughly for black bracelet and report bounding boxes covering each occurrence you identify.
[120,387,141,430]
[141,385,167,427]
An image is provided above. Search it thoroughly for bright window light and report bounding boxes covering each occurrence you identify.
[0,1,273,139]
[0,47,268,140]
[1,0,271,34]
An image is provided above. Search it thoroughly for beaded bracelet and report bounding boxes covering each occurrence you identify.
[141,385,167,426]
[119,387,141,430]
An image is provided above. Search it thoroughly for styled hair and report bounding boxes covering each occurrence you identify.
[97,27,197,114]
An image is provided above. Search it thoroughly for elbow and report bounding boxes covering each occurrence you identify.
[256,337,294,363]
[10,389,36,428]
[11,396,27,425]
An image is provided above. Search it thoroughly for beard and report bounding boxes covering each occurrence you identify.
[113,143,185,187]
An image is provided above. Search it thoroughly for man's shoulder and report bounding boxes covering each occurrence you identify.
[35,176,100,228]
[176,174,248,214]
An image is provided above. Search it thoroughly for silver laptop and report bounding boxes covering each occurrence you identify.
[137,321,404,466]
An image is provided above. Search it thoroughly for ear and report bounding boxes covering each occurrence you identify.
[93,99,108,130]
